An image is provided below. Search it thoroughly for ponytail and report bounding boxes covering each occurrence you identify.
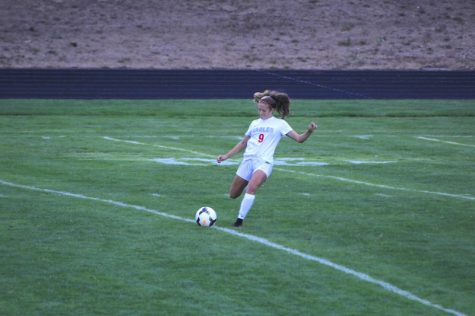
[253,90,290,119]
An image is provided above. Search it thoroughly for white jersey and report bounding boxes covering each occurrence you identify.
[243,116,293,163]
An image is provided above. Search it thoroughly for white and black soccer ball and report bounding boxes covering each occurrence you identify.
[195,207,217,227]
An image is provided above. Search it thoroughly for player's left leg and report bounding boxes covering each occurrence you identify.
[245,169,268,195]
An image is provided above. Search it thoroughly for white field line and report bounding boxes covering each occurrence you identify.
[0,179,466,316]
[276,168,475,201]
[103,136,216,158]
[102,136,475,201]
[416,136,475,148]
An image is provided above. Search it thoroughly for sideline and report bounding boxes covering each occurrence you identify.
[0,179,466,316]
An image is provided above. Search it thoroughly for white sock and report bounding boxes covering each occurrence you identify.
[238,193,255,220]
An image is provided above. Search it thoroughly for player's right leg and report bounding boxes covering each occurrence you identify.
[229,175,248,199]
[229,159,253,199]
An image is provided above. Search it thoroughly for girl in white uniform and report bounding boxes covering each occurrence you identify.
[217,90,317,227]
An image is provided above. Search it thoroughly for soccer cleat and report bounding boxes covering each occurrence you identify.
[233,218,243,227]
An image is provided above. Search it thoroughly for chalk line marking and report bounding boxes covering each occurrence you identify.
[103,136,327,167]
[416,136,475,148]
[347,160,395,165]
[0,179,465,316]
[353,134,373,140]
[103,136,215,158]
[277,168,475,201]
[152,157,237,166]
[102,136,475,201]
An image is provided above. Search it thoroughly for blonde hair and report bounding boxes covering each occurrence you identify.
[253,90,290,119]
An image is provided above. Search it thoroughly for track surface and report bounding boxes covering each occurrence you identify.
[1,69,474,99]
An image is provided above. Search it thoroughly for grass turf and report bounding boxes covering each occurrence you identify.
[0,99,474,315]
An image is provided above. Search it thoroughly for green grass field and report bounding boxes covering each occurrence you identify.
[1,99,474,315]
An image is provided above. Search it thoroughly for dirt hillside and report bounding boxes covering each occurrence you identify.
[1,0,474,69]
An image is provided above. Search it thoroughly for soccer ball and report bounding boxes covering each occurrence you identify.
[195,207,217,227]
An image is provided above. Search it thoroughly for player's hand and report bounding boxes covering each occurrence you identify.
[217,155,227,164]
[308,122,317,132]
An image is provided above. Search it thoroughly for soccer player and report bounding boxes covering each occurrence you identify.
[217,90,317,227]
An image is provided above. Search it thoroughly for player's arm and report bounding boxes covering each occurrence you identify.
[217,135,250,163]
[286,122,317,143]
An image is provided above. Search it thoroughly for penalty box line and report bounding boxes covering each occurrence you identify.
[0,179,466,316]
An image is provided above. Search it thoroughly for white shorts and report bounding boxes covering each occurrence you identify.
[236,158,273,181]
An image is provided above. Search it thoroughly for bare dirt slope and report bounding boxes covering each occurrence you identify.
[1,0,474,69]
